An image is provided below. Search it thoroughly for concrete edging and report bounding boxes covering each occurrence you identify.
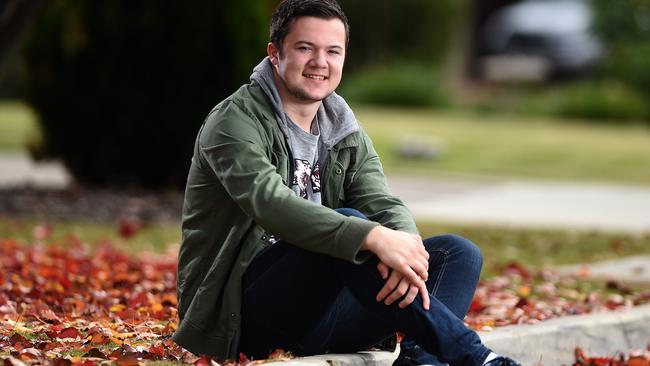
[480,303,650,366]
[261,304,650,366]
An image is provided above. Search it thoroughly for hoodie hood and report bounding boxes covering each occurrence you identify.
[249,57,360,151]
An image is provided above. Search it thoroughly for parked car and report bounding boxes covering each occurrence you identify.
[477,0,603,82]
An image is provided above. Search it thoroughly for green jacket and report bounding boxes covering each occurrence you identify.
[173,81,417,359]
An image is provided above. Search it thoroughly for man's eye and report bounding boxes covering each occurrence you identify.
[328,50,341,55]
[298,46,310,51]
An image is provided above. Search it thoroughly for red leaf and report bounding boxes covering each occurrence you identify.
[118,219,141,239]
[116,354,139,366]
[501,261,531,278]
[468,295,486,313]
[194,356,213,366]
[56,327,80,339]
[52,358,73,366]
[147,344,165,358]
[239,352,251,365]
[9,333,28,346]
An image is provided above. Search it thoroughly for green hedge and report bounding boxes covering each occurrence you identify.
[21,0,269,188]
[339,63,450,108]
[591,0,650,122]
[551,81,649,121]
[340,0,463,70]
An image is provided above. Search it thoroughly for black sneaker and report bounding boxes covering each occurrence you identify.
[484,356,522,366]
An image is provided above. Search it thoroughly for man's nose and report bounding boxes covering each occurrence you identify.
[311,50,327,68]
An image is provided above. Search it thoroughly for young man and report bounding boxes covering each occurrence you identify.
[173,1,520,365]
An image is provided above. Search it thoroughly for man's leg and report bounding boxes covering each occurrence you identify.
[395,234,483,366]
[239,209,491,365]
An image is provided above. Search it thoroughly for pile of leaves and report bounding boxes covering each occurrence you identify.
[573,347,650,366]
[1,229,649,365]
[0,237,190,364]
[465,262,650,330]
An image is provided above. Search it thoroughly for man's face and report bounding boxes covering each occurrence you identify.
[268,16,346,105]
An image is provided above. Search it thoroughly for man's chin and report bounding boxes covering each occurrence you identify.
[291,90,333,103]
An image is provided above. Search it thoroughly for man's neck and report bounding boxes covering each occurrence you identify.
[284,103,320,133]
[272,71,321,133]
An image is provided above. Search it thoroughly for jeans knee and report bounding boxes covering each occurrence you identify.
[335,207,367,220]
[436,234,483,268]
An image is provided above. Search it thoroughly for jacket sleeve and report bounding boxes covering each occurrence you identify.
[344,129,419,235]
[196,100,378,263]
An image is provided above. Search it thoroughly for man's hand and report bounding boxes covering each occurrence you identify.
[376,262,426,309]
[363,226,430,310]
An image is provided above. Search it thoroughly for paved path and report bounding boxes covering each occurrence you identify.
[387,174,650,233]
[2,153,650,233]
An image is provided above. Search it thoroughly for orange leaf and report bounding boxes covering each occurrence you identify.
[629,356,650,366]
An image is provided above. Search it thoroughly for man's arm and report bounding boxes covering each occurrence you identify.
[198,100,377,263]
[362,226,430,310]
[344,129,430,309]
[342,129,418,234]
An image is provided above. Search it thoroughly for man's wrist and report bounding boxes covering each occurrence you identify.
[361,225,382,252]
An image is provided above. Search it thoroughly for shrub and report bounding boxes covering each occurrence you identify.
[591,0,650,122]
[339,64,450,108]
[21,0,269,188]
[340,0,464,71]
[550,81,649,121]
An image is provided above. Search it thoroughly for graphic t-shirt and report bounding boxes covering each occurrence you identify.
[285,115,321,204]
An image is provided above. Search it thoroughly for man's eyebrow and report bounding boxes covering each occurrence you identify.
[295,40,343,50]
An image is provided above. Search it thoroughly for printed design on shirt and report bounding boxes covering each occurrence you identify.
[292,159,321,198]
[311,164,321,193]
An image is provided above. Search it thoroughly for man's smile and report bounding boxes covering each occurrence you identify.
[303,73,328,80]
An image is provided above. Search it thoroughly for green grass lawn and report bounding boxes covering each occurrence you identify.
[0,217,181,254]
[2,217,648,278]
[417,221,650,277]
[0,101,40,152]
[2,100,650,184]
[354,105,650,184]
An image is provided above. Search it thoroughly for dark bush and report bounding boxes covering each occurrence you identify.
[340,0,463,70]
[339,63,450,108]
[21,0,269,188]
[551,81,649,122]
[591,0,650,122]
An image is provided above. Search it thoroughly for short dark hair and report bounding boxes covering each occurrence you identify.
[270,0,349,54]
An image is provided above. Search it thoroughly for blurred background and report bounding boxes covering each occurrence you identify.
[2,0,650,186]
[0,0,649,271]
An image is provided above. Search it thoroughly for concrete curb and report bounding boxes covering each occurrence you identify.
[480,304,650,366]
[261,350,399,366]
[261,304,650,366]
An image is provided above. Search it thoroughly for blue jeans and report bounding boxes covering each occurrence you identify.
[239,208,491,366]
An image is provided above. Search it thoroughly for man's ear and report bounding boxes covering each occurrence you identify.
[267,42,280,66]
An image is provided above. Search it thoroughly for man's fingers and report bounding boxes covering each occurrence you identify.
[377,261,389,280]
[419,244,430,261]
[398,285,419,308]
[376,271,401,302]
[409,258,429,282]
[418,280,430,310]
[384,279,409,306]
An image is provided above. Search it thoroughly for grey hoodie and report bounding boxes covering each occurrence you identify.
[250,57,360,203]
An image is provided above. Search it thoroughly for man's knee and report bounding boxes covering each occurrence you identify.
[428,234,483,266]
[335,207,367,220]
